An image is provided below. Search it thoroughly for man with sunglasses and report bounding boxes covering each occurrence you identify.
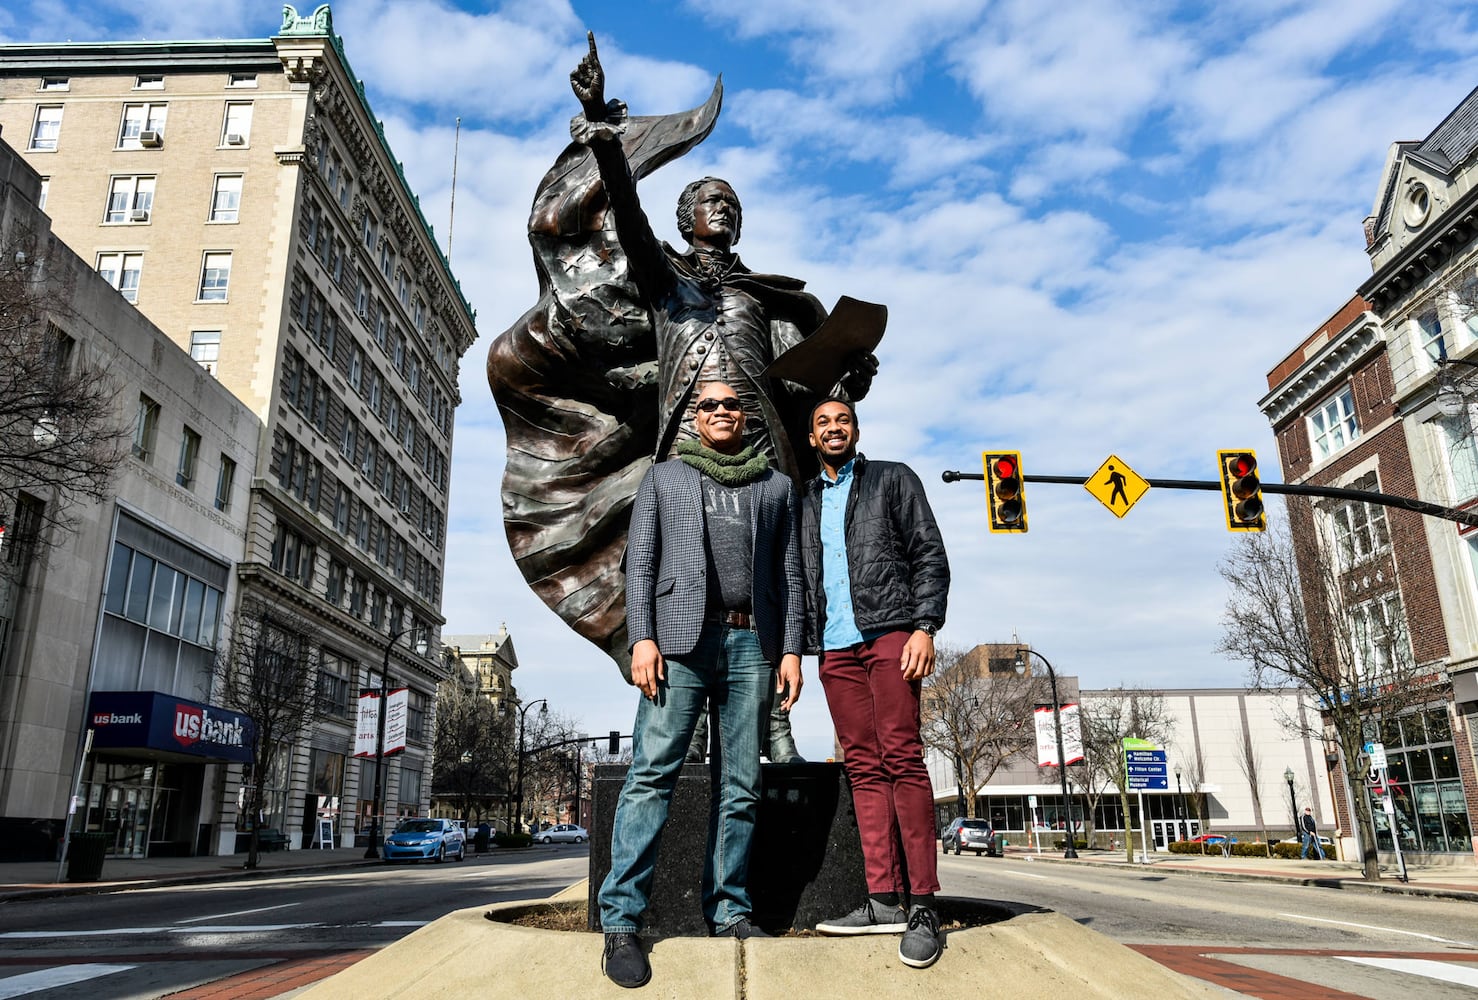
[598,381,804,988]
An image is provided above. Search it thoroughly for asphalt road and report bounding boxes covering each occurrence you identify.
[937,851,1478,999]
[0,845,590,999]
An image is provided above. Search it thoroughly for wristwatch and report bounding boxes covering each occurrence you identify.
[915,621,939,638]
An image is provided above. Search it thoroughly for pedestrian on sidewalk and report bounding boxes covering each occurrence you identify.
[597,381,805,989]
[801,397,950,970]
[1300,807,1325,860]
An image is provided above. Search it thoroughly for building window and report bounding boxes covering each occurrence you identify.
[199,252,232,301]
[215,455,236,512]
[30,105,63,151]
[325,559,347,608]
[209,175,242,223]
[398,766,423,814]
[1309,386,1358,460]
[269,521,316,588]
[132,394,159,461]
[176,427,201,490]
[134,74,164,90]
[40,77,69,91]
[318,659,350,718]
[104,175,155,224]
[368,371,381,411]
[340,416,358,461]
[222,102,253,145]
[38,177,48,211]
[349,347,363,391]
[333,483,351,534]
[361,214,375,251]
[1323,472,1390,570]
[1417,310,1447,366]
[190,330,221,375]
[118,103,168,148]
[1368,708,1472,854]
[380,242,394,280]
[405,691,427,743]
[413,297,425,333]
[97,252,143,303]
[349,573,366,616]
[1349,592,1408,678]
[375,302,388,349]
[227,72,258,88]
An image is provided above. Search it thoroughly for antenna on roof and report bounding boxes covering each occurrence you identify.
[447,116,461,263]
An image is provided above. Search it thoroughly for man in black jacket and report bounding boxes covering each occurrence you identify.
[801,397,950,969]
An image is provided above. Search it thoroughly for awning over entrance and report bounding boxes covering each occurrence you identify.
[88,691,254,763]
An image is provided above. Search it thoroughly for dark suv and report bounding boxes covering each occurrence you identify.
[941,817,996,856]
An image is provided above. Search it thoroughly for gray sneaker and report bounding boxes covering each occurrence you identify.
[899,904,942,969]
[815,899,909,935]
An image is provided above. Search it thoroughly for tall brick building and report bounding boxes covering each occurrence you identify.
[1259,86,1478,862]
[0,5,477,854]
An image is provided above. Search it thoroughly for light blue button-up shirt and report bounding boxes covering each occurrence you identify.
[820,457,865,651]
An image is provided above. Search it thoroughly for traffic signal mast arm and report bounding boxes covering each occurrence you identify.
[941,470,1478,529]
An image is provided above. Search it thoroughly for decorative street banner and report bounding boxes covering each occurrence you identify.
[355,688,409,757]
[1034,703,1084,766]
[353,691,379,758]
[384,687,409,755]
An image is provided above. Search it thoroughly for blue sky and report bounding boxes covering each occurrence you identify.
[7,1,1478,759]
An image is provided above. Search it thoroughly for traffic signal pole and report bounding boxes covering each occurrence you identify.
[941,471,1478,529]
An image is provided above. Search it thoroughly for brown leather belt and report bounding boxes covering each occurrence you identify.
[707,610,752,629]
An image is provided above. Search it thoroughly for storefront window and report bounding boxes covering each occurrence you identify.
[1368,706,1470,853]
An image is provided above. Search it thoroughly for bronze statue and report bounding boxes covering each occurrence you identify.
[487,33,878,674]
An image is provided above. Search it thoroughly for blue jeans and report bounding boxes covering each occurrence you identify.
[1301,831,1325,859]
[599,624,770,934]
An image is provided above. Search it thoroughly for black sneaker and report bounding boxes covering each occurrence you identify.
[899,904,941,969]
[602,932,651,989]
[715,917,770,939]
[815,899,909,935]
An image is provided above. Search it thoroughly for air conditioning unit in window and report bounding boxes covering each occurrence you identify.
[129,208,150,223]
[226,133,246,145]
[139,130,163,147]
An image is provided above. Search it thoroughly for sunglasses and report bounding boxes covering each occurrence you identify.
[696,397,743,413]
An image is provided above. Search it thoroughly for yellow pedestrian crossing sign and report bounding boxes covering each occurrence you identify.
[1084,455,1149,517]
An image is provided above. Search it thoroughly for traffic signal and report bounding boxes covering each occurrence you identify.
[608,730,621,755]
[1217,449,1266,532]
[983,451,1028,533]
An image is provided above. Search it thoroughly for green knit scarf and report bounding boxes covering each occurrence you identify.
[676,439,770,486]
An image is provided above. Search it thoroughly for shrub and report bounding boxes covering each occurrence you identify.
[1052,838,1088,850]
[495,831,533,848]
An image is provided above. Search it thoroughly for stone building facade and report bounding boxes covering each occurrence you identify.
[0,5,477,854]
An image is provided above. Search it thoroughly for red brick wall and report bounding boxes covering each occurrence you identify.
[1267,295,1372,392]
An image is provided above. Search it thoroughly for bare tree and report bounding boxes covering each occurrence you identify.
[214,597,322,869]
[0,226,127,543]
[1217,509,1436,880]
[432,672,509,829]
[520,709,584,828]
[1079,689,1174,862]
[1232,723,1274,857]
[921,644,1045,819]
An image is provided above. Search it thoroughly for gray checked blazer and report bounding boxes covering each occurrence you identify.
[624,459,803,665]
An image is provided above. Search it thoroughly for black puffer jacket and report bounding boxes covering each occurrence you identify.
[800,454,950,654]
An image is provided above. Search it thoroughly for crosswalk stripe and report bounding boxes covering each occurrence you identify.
[1337,956,1478,988]
[0,964,135,999]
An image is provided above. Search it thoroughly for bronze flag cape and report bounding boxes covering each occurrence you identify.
[487,79,831,677]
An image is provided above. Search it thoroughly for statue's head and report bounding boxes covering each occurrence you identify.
[677,177,742,249]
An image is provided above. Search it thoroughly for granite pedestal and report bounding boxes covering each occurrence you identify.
[588,762,868,935]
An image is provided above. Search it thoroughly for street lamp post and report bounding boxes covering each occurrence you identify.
[364,625,428,860]
[512,699,548,834]
[1014,648,1078,859]
[1283,766,1299,843]
[1174,764,1187,842]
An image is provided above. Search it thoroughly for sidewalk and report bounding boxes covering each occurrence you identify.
[3,842,1472,903]
[0,845,381,902]
[1004,845,1478,901]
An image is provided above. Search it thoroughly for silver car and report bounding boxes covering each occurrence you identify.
[536,823,588,844]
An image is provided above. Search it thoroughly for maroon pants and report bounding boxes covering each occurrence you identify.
[819,630,940,898]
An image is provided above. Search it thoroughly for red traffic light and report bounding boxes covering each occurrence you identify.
[993,455,1017,479]
[1226,454,1255,479]
[1216,449,1266,532]
[983,451,1028,533]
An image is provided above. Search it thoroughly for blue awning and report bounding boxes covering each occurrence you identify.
[88,691,255,764]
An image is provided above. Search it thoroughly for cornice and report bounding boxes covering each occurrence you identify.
[1259,313,1383,426]
[1359,182,1478,315]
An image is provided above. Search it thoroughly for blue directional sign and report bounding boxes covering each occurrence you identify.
[1125,748,1168,790]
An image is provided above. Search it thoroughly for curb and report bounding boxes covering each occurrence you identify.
[1016,852,1478,903]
